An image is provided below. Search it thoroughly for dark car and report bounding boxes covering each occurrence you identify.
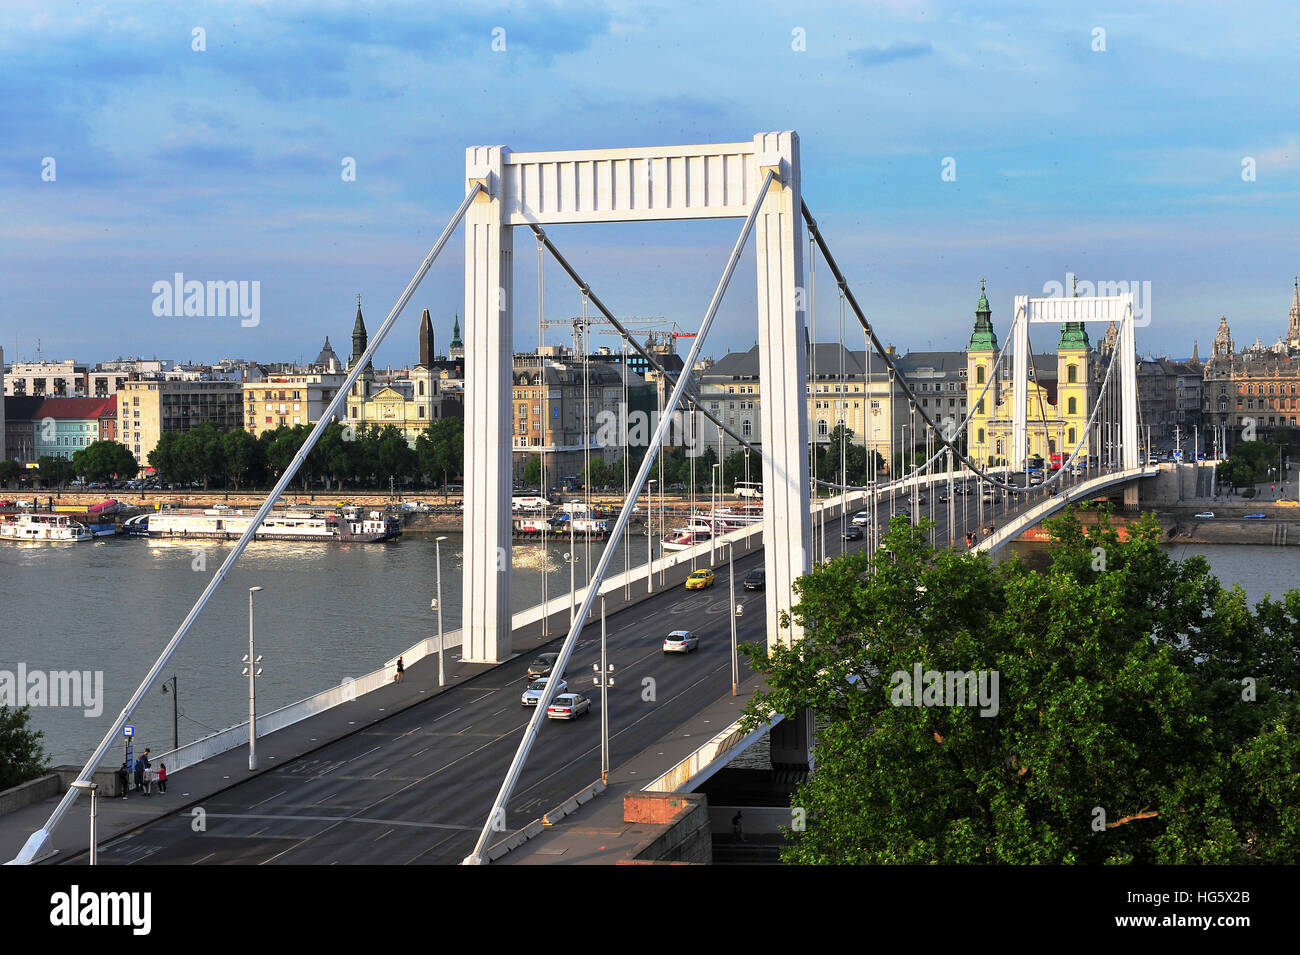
[842,525,863,541]
[743,568,765,591]
[527,652,560,680]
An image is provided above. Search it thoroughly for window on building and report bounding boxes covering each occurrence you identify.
[976,366,985,384]
[1067,365,1077,383]
[818,420,828,436]
[1067,397,1077,415]
[742,420,751,436]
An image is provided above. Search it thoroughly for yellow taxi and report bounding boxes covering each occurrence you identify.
[685,568,715,590]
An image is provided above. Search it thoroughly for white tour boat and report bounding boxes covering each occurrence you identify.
[0,512,94,542]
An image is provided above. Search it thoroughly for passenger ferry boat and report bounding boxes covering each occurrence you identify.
[661,524,714,551]
[0,512,94,542]
[144,506,401,542]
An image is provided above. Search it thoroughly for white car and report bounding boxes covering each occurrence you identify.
[521,677,566,706]
[1194,511,1214,519]
[851,511,871,526]
[664,630,699,654]
[546,693,591,720]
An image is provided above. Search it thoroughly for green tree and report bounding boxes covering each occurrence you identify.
[584,456,611,487]
[376,425,416,486]
[522,454,542,487]
[221,429,262,490]
[415,418,463,488]
[0,705,51,791]
[741,508,1300,864]
[0,460,20,486]
[36,455,75,489]
[72,440,138,486]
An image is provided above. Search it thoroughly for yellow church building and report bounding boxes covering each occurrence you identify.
[965,282,1099,467]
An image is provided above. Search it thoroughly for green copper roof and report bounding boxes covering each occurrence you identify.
[1058,320,1090,350]
[450,313,463,348]
[968,281,997,352]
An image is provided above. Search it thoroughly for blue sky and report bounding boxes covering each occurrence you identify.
[2,0,1298,370]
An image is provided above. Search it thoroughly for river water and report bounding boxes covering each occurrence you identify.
[0,530,1294,765]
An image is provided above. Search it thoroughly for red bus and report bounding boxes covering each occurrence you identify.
[1050,453,1064,470]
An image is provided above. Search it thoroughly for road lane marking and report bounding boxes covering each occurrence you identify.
[248,789,288,810]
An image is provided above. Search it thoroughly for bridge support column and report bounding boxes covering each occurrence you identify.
[1011,296,1028,473]
[1124,484,1139,510]
[462,146,514,662]
[1118,294,1140,470]
[753,132,811,655]
[771,709,814,772]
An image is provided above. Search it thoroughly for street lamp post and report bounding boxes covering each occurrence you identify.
[711,463,720,564]
[244,586,264,771]
[161,675,178,752]
[70,780,98,865]
[434,536,447,686]
[564,548,580,626]
[592,593,614,783]
[724,541,739,696]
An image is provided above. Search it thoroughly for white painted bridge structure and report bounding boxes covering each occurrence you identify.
[12,132,1142,865]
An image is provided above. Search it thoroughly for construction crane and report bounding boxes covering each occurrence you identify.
[539,316,679,355]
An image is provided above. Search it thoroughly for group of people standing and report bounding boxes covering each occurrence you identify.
[115,748,167,798]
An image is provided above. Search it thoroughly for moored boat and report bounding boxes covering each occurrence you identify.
[144,506,401,542]
[0,512,94,542]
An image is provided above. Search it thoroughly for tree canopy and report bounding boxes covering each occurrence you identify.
[0,705,50,791]
[741,508,1300,863]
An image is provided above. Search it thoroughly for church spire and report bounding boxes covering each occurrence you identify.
[449,313,464,359]
[1059,273,1089,349]
[968,279,997,352]
[1288,276,1300,350]
[418,308,435,367]
[349,294,373,376]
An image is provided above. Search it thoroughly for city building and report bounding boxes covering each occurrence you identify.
[1201,281,1300,454]
[29,397,118,462]
[510,357,641,482]
[244,371,346,439]
[345,305,446,443]
[697,342,911,470]
[4,359,88,397]
[966,282,1100,466]
[0,346,5,461]
[3,396,42,466]
[116,378,244,465]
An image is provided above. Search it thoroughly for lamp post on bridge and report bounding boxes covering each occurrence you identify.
[244,586,264,771]
[70,780,98,865]
[160,675,178,752]
[593,593,614,783]
[432,535,447,686]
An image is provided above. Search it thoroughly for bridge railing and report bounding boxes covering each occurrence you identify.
[974,466,1153,554]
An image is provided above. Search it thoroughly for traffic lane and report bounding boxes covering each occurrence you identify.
[91,582,761,864]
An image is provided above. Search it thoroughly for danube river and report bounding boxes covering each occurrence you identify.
[1,532,1294,765]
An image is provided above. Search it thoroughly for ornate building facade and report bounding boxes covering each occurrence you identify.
[1201,280,1300,454]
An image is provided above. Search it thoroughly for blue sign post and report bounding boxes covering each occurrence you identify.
[124,725,135,777]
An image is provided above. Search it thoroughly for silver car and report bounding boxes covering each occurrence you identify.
[521,677,567,706]
[546,693,592,720]
[663,630,699,654]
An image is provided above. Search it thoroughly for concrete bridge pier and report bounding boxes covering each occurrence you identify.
[770,709,814,772]
[1124,484,1140,510]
